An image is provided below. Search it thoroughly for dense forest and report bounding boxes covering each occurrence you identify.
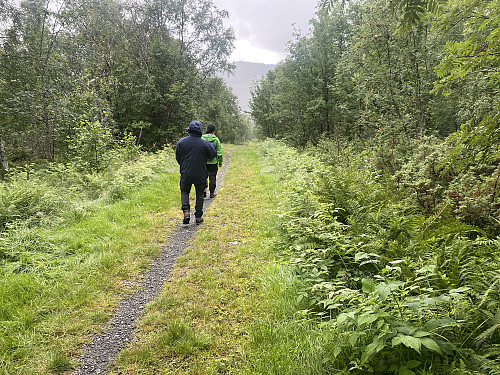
[0,0,251,172]
[249,0,500,374]
[251,0,500,240]
[251,0,498,150]
[1,0,500,373]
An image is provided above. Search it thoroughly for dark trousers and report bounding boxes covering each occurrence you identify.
[206,164,219,194]
[180,179,205,218]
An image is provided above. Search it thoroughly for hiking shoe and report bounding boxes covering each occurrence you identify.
[195,216,204,225]
[182,211,190,224]
[210,193,216,199]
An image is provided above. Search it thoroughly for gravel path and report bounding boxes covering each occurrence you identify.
[74,150,233,374]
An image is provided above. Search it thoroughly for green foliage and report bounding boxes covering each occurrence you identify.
[389,0,446,30]
[47,350,73,373]
[67,116,115,172]
[0,147,175,239]
[397,137,452,214]
[0,0,237,167]
[251,1,360,146]
[434,0,500,89]
[0,173,63,230]
[0,147,180,372]
[443,164,500,232]
[430,0,500,181]
[253,0,500,370]
[349,0,453,142]
[444,110,500,172]
[251,0,460,148]
[395,136,500,234]
[260,139,500,374]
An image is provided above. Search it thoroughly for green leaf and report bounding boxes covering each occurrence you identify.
[333,346,342,358]
[414,331,431,338]
[399,366,416,375]
[421,337,442,354]
[406,296,449,311]
[355,252,369,261]
[337,313,349,326]
[401,335,422,353]
[375,284,391,301]
[449,286,471,295]
[424,318,456,332]
[406,360,421,369]
[348,333,359,347]
[360,338,386,364]
[358,312,378,326]
[393,334,422,353]
[362,278,376,293]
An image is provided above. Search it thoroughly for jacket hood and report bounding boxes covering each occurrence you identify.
[187,121,203,136]
[203,134,217,141]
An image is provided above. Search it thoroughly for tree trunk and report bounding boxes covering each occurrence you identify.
[0,137,9,171]
[43,89,54,162]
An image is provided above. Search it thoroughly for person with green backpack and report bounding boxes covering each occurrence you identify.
[201,123,223,199]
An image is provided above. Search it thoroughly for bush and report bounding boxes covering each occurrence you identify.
[260,139,500,374]
[397,136,500,235]
[444,164,500,234]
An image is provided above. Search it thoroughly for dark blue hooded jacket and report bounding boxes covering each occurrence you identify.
[175,121,217,184]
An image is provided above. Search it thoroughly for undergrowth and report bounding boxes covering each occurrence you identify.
[0,148,180,373]
[2,140,498,374]
[255,139,500,375]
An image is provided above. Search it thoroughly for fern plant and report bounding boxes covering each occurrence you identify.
[260,139,500,374]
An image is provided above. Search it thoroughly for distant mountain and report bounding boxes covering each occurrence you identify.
[219,61,276,113]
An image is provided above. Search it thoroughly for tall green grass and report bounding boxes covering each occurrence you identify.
[0,149,181,373]
[240,264,333,375]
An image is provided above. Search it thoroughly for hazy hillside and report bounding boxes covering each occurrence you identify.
[219,61,276,113]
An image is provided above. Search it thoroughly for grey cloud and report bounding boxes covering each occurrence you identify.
[213,0,316,52]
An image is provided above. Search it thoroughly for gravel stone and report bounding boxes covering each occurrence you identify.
[74,150,233,374]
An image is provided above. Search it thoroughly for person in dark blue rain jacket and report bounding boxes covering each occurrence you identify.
[175,120,217,225]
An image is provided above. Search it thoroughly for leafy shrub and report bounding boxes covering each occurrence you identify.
[397,137,452,215]
[67,117,115,172]
[260,139,500,374]
[397,136,500,234]
[443,164,500,233]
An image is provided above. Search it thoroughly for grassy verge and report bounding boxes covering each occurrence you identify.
[0,153,182,374]
[112,145,283,374]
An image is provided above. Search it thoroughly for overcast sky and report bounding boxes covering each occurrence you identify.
[211,0,318,64]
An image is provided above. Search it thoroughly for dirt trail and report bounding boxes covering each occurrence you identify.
[74,150,233,374]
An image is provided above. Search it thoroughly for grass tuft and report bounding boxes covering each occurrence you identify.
[159,320,213,355]
[47,350,73,373]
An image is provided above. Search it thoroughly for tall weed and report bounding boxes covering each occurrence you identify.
[0,176,63,230]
